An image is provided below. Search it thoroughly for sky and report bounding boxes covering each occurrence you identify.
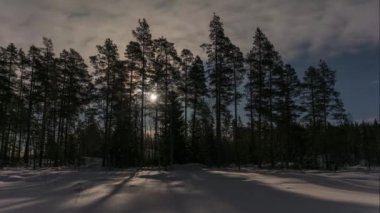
[0,0,378,121]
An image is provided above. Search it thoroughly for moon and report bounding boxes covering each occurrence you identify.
[150,93,158,102]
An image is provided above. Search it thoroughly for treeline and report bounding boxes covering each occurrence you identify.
[0,14,378,169]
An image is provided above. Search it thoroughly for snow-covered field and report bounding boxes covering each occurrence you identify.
[0,165,378,213]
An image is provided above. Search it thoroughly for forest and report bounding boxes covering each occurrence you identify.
[0,14,379,170]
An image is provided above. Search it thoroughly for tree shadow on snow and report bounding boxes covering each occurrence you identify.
[253,170,378,194]
[0,168,377,213]
[112,168,377,213]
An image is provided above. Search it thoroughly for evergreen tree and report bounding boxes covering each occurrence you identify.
[273,64,301,166]
[24,45,41,165]
[0,15,372,170]
[245,28,280,165]
[167,91,185,165]
[132,19,154,164]
[57,48,92,165]
[225,42,245,167]
[37,38,56,167]
[0,43,18,163]
[14,49,28,161]
[152,37,179,162]
[90,38,123,167]
[179,49,194,145]
[188,56,208,161]
[301,66,321,128]
[202,13,233,165]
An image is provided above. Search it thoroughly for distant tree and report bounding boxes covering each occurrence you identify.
[317,60,347,126]
[301,66,321,128]
[301,61,347,168]
[302,61,346,128]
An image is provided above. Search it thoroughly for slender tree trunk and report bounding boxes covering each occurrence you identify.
[249,65,255,163]
[140,46,146,166]
[129,66,134,119]
[155,105,160,167]
[164,53,169,165]
[10,130,17,161]
[3,121,12,163]
[184,67,188,144]
[24,55,36,165]
[233,63,239,170]
[215,36,221,166]
[39,90,48,167]
[169,103,174,166]
[191,95,198,161]
[258,48,263,168]
[269,68,274,168]
[103,62,111,167]
[16,68,25,161]
[311,75,316,128]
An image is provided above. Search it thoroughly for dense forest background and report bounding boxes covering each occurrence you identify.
[0,14,378,170]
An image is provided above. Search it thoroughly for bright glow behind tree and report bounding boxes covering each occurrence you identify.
[150,93,158,102]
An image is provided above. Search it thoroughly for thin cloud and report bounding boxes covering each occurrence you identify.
[369,80,379,85]
[0,0,378,62]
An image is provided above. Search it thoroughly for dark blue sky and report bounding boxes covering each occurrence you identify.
[290,46,379,121]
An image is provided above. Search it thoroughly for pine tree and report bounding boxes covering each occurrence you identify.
[245,28,279,165]
[132,19,154,165]
[36,38,56,167]
[125,41,143,165]
[225,42,245,167]
[15,49,28,161]
[302,61,346,127]
[24,45,41,165]
[152,37,181,165]
[301,66,321,128]
[58,48,92,164]
[188,56,208,161]
[90,38,122,167]
[317,60,347,126]
[167,91,185,165]
[125,41,141,116]
[273,64,301,166]
[0,43,18,163]
[179,49,194,146]
[202,13,233,165]
[302,61,347,168]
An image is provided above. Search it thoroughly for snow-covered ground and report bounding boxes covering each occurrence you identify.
[0,165,378,213]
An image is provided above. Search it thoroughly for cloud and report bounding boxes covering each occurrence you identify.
[369,80,379,85]
[0,0,378,62]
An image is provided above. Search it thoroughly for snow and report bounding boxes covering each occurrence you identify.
[0,165,378,213]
